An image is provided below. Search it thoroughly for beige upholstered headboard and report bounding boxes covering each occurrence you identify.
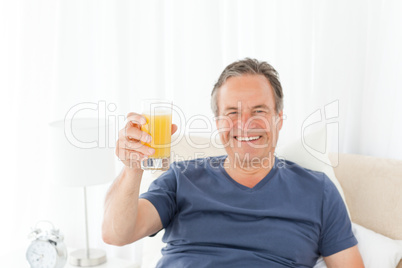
[329,153,402,267]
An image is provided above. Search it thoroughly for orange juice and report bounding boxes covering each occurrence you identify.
[141,113,172,158]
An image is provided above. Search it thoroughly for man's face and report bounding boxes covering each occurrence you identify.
[215,74,283,165]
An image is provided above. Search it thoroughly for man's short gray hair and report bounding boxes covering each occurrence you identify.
[211,58,284,116]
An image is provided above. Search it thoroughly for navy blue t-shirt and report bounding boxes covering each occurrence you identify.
[140,156,357,268]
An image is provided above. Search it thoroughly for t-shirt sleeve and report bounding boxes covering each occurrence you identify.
[319,175,358,257]
[139,167,178,229]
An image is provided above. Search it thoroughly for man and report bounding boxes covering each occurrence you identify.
[102,58,364,267]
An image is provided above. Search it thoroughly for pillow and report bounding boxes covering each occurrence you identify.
[313,223,402,268]
[352,223,402,268]
[275,126,348,211]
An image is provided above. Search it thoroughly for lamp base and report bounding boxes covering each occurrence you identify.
[69,248,107,267]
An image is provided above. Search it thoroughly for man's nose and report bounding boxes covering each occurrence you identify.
[236,112,270,132]
[238,112,257,131]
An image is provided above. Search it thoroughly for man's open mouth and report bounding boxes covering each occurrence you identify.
[234,136,262,142]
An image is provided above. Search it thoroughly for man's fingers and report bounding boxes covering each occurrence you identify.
[126,112,147,127]
[121,126,151,143]
[123,137,155,156]
[171,124,178,135]
[115,146,148,165]
[124,149,148,162]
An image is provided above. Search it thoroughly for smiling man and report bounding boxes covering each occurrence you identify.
[102,58,364,267]
[214,73,283,188]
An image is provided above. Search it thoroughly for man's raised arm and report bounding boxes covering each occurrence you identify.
[102,112,166,246]
[102,166,162,246]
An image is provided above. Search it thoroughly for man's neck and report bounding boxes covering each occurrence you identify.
[223,155,275,188]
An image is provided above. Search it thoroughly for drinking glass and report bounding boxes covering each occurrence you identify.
[140,99,173,171]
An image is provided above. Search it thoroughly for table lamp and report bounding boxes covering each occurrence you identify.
[49,117,115,266]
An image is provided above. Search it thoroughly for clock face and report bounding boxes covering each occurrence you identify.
[26,240,57,268]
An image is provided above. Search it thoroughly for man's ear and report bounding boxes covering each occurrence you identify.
[276,110,284,131]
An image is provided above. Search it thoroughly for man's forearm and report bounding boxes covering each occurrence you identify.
[102,166,143,246]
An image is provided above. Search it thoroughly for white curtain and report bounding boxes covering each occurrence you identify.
[1,0,401,264]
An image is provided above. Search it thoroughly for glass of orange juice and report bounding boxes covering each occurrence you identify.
[140,99,173,171]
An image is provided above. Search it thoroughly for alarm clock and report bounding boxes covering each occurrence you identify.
[26,221,67,268]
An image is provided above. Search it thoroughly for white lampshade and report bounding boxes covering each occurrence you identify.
[49,117,115,187]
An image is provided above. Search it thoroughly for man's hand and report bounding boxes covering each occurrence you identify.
[324,245,364,268]
[116,112,177,170]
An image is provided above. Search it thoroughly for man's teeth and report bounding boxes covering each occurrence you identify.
[236,136,260,141]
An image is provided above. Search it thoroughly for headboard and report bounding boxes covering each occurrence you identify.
[329,153,402,267]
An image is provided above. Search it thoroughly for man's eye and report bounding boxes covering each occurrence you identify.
[255,110,265,113]
[228,111,238,115]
